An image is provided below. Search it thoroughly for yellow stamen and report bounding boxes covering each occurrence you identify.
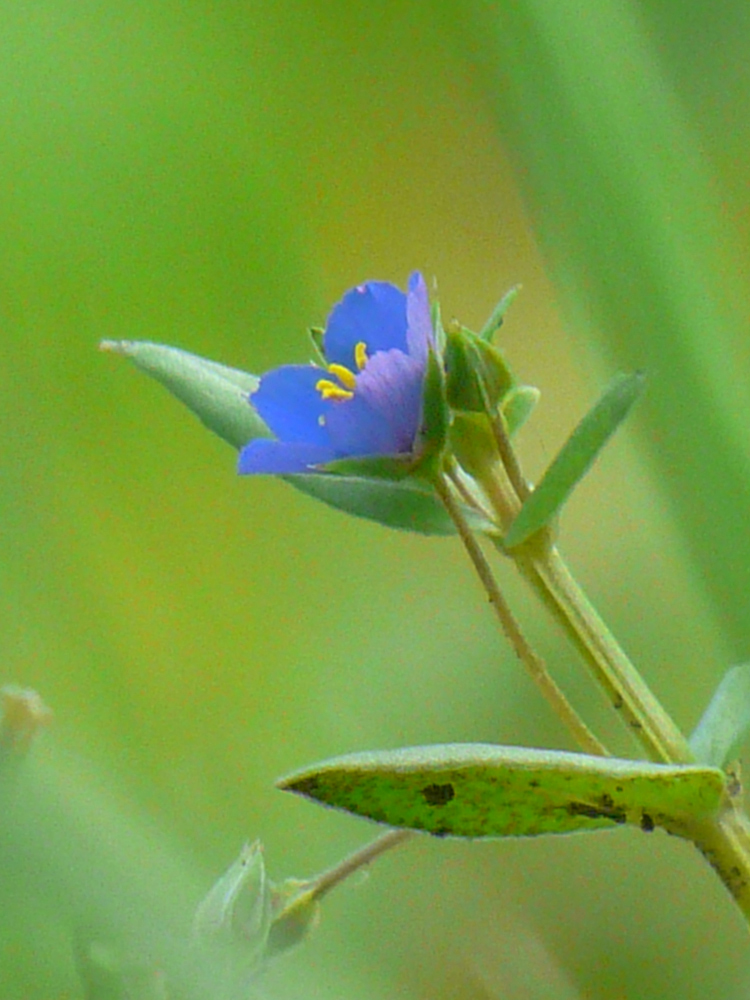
[327,363,357,391]
[355,341,368,371]
[315,378,354,402]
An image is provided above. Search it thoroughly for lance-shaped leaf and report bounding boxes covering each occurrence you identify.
[100,340,268,450]
[278,743,725,839]
[690,664,750,768]
[101,339,484,536]
[503,371,646,549]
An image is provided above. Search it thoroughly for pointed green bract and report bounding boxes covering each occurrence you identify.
[266,878,321,958]
[502,384,541,438]
[504,371,646,549]
[690,664,750,767]
[478,285,521,342]
[308,326,326,363]
[100,340,269,450]
[192,840,272,963]
[417,349,450,469]
[444,326,514,414]
[322,455,416,481]
[279,743,725,839]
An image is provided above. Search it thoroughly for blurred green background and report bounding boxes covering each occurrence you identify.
[3,1,750,996]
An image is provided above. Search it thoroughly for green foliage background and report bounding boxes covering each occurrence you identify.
[2,2,750,997]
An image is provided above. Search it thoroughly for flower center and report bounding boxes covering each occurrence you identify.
[315,341,369,402]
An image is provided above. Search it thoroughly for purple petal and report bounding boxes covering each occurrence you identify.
[251,365,332,446]
[325,349,424,457]
[406,271,433,365]
[238,439,336,475]
[323,281,408,370]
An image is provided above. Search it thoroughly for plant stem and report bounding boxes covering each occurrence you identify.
[455,406,750,924]
[688,797,750,924]
[516,546,694,764]
[475,449,693,764]
[489,411,530,502]
[433,472,608,757]
[307,829,412,902]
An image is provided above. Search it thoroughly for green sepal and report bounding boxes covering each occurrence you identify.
[504,371,646,549]
[192,840,272,964]
[445,326,514,414]
[431,294,447,353]
[690,664,750,768]
[449,412,497,481]
[322,455,417,481]
[278,743,725,839]
[416,348,450,472]
[478,284,521,342]
[266,878,321,958]
[308,326,326,364]
[100,340,268,450]
[502,384,541,438]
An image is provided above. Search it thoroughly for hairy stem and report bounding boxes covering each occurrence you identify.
[307,829,412,901]
[433,473,608,757]
[516,546,694,764]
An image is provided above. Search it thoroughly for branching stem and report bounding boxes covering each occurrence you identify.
[433,472,608,757]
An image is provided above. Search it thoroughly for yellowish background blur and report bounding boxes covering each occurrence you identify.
[2,2,750,997]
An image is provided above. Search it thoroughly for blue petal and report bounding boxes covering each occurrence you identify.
[325,349,424,457]
[238,439,335,475]
[251,365,332,446]
[323,282,408,371]
[406,272,433,364]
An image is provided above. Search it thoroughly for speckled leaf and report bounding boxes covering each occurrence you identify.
[504,371,645,549]
[279,743,725,839]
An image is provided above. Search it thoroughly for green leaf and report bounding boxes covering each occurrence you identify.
[289,474,492,536]
[278,743,725,839]
[100,340,269,450]
[503,371,646,549]
[478,284,521,342]
[690,664,750,767]
[323,455,416,481]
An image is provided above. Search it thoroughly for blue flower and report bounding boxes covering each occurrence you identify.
[238,272,434,475]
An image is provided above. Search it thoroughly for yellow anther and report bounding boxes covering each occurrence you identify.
[315,378,354,402]
[354,341,368,371]
[327,363,357,391]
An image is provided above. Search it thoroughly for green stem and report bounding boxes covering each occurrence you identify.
[470,409,750,921]
[687,797,750,924]
[517,546,694,764]
[433,473,609,757]
[474,451,692,764]
[306,829,412,902]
